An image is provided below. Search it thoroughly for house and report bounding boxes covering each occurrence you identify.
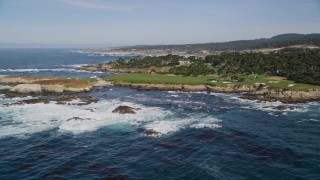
[178,59,191,65]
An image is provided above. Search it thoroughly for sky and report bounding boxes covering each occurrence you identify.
[0,0,320,47]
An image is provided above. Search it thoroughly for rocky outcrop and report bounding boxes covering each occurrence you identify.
[144,129,161,137]
[41,85,64,93]
[66,117,92,122]
[93,78,114,87]
[64,86,92,92]
[10,84,42,94]
[0,76,107,97]
[241,89,320,103]
[112,106,139,114]
[0,85,12,91]
[136,128,161,137]
[0,76,33,84]
[55,95,98,105]
[3,98,50,106]
[113,82,320,103]
[114,82,257,93]
[3,95,98,106]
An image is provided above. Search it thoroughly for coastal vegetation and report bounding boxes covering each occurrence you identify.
[111,54,180,68]
[100,48,320,87]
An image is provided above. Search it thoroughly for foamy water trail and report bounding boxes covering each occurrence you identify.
[0,99,223,138]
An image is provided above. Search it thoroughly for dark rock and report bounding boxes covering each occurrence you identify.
[2,95,98,107]
[112,106,137,114]
[20,98,50,104]
[1,90,36,98]
[145,129,160,137]
[66,117,91,122]
[55,95,98,105]
[3,98,50,106]
[274,105,289,111]
[136,127,160,137]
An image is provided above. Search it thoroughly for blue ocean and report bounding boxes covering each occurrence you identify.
[0,49,319,179]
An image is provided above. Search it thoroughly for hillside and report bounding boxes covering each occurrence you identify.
[119,33,320,52]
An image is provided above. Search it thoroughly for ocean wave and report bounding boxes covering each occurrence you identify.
[61,64,89,68]
[0,68,96,73]
[297,118,320,123]
[144,116,222,136]
[189,118,222,129]
[0,99,172,138]
[0,99,223,138]
[225,95,310,113]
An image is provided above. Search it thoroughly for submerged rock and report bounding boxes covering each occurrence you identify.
[144,129,161,137]
[112,106,137,114]
[66,117,92,122]
[137,128,161,137]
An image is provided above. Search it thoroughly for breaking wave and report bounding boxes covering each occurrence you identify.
[0,68,95,73]
[0,99,222,139]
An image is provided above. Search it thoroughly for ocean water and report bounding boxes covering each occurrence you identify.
[0,49,320,179]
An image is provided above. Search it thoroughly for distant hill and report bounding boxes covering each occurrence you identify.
[120,33,320,52]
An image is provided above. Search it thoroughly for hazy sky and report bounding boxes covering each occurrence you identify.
[0,0,320,46]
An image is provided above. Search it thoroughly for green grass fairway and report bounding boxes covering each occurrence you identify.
[105,74,216,85]
[234,75,319,90]
[105,73,319,90]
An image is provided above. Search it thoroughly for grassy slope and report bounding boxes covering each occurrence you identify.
[105,73,319,90]
[105,74,217,85]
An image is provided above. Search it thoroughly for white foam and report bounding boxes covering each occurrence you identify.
[170,94,179,97]
[297,118,320,123]
[144,116,222,136]
[0,68,94,73]
[190,124,222,129]
[0,96,224,138]
[144,120,184,135]
[0,100,172,138]
[61,64,89,68]
[190,118,222,129]
[226,95,309,113]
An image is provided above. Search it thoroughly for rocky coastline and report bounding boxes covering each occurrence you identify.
[113,82,320,103]
[1,76,320,104]
[1,76,319,137]
[0,76,112,98]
